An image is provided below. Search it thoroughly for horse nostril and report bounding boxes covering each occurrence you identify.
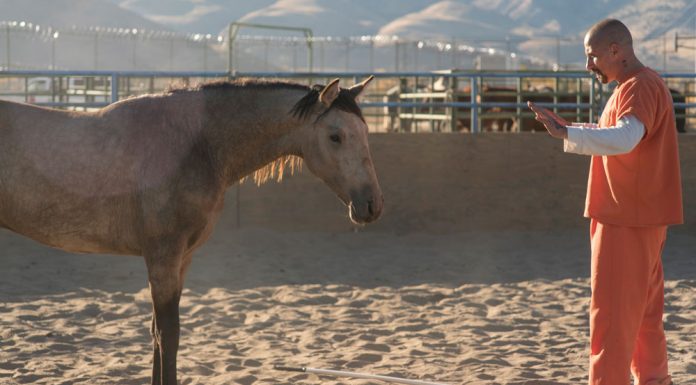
[367,199,374,216]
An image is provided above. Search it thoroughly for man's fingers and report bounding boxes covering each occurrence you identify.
[528,101,550,117]
[536,115,551,126]
[532,112,549,125]
[536,108,553,122]
[527,101,540,113]
[533,111,555,127]
[529,101,569,127]
[528,101,562,131]
[529,100,566,139]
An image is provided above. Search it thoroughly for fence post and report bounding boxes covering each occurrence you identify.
[5,24,10,70]
[110,73,119,104]
[450,76,458,132]
[516,76,522,132]
[470,76,479,133]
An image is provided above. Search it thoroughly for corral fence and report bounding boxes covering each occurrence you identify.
[0,70,695,133]
[0,21,586,72]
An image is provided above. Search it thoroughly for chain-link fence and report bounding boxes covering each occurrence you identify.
[0,21,615,73]
[0,21,227,71]
[3,20,695,73]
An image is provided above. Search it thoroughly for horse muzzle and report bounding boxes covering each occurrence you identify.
[348,187,383,224]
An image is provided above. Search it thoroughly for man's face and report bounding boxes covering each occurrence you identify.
[584,35,614,84]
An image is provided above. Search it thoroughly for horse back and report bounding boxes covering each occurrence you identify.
[0,95,221,256]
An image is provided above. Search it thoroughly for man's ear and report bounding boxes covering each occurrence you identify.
[319,78,340,107]
[610,43,620,57]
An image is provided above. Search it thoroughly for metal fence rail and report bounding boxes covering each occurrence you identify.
[1,70,694,133]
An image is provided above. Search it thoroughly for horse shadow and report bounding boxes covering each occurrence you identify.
[3,225,693,298]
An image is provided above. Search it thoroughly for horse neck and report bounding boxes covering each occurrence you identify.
[201,87,305,184]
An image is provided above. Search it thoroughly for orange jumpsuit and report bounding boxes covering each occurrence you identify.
[585,67,683,385]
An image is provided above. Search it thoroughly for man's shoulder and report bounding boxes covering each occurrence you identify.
[621,67,669,95]
[633,67,665,85]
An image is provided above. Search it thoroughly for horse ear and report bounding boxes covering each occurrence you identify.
[348,75,374,101]
[319,78,340,107]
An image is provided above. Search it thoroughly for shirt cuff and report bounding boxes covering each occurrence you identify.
[563,126,583,153]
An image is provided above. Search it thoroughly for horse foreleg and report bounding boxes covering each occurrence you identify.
[151,316,162,385]
[147,260,183,385]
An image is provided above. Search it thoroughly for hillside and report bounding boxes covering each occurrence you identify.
[0,0,694,71]
[111,0,696,70]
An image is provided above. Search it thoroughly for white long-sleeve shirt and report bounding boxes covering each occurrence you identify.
[563,115,645,156]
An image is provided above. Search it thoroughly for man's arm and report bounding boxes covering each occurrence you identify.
[564,115,645,155]
[527,101,645,155]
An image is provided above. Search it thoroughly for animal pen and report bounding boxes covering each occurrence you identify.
[0,70,695,133]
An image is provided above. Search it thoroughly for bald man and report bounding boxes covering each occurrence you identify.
[528,19,682,385]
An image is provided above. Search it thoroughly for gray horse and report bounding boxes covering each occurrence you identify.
[0,76,383,385]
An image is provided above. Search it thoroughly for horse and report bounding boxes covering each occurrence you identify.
[0,76,383,385]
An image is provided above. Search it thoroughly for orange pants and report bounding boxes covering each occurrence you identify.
[589,219,672,385]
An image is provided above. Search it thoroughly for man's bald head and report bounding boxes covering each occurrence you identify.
[583,19,642,84]
[585,19,633,48]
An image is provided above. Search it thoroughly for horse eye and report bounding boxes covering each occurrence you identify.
[329,134,342,144]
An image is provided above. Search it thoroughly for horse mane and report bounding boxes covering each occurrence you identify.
[248,155,303,186]
[167,78,310,93]
[175,78,364,122]
[171,78,363,186]
[289,84,365,122]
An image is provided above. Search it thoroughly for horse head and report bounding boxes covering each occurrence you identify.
[293,76,383,224]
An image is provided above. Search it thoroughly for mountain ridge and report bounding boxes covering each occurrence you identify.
[1,0,694,70]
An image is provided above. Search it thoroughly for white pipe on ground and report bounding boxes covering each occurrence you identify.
[274,365,452,385]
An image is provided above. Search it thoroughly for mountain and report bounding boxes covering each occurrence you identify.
[107,0,695,70]
[235,0,437,36]
[108,0,694,43]
[378,1,517,41]
[1,0,694,71]
[110,0,435,36]
[112,0,276,33]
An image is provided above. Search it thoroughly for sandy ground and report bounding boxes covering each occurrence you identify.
[1,227,695,385]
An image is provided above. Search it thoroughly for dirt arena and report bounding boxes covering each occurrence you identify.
[1,134,695,385]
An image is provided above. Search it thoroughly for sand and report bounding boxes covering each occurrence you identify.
[1,227,695,385]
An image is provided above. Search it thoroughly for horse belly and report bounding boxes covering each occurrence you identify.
[0,194,141,256]
[17,221,140,256]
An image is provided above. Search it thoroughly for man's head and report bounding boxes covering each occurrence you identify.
[584,19,638,84]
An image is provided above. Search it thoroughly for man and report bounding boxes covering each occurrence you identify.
[528,19,683,385]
